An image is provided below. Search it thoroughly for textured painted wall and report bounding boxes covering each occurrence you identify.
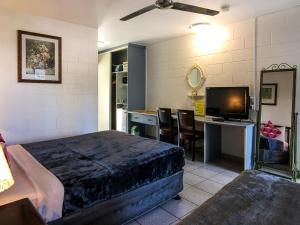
[146,19,255,111]
[146,6,300,165]
[0,7,98,144]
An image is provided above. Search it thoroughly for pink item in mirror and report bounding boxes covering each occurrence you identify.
[261,121,282,138]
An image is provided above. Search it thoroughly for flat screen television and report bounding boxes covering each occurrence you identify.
[206,87,250,120]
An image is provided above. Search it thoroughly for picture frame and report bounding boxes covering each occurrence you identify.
[18,30,62,83]
[261,83,278,105]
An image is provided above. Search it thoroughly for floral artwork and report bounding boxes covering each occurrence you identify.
[18,30,61,83]
[26,39,55,76]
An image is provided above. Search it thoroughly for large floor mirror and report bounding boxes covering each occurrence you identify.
[256,63,298,180]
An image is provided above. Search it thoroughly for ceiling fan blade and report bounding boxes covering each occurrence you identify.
[120,4,157,21]
[172,2,219,16]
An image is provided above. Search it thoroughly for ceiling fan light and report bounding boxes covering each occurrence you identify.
[189,22,211,33]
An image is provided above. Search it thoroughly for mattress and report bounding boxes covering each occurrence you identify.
[178,170,300,225]
[21,131,185,217]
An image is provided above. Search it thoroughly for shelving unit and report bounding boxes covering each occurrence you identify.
[111,49,128,131]
[98,44,146,133]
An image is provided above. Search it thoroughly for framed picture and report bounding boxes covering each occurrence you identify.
[18,30,62,83]
[261,83,278,105]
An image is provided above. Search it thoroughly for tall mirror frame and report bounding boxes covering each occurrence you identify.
[255,63,298,180]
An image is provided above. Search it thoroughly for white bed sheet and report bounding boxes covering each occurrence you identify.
[0,145,64,222]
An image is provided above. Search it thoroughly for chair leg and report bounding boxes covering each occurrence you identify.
[173,195,181,200]
[178,138,182,147]
[192,139,196,161]
[188,140,192,158]
[171,134,175,144]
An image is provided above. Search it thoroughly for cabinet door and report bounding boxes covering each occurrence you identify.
[98,52,111,131]
[128,44,146,111]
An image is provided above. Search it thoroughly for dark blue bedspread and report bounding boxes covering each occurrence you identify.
[179,171,300,225]
[21,131,185,216]
[260,135,284,151]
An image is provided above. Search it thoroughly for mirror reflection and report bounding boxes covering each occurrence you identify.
[188,68,201,88]
[186,65,205,92]
[259,69,295,173]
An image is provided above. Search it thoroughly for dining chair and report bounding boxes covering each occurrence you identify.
[176,109,204,161]
[157,108,176,144]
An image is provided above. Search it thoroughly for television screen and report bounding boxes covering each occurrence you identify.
[206,87,249,120]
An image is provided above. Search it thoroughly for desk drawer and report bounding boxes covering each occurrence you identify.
[131,113,144,123]
[131,113,157,126]
[143,115,157,126]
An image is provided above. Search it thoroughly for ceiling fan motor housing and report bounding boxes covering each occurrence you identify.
[155,0,174,9]
[120,0,219,21]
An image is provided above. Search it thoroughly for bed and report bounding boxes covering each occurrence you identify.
[178,170,300,225]
[2,131,185,225]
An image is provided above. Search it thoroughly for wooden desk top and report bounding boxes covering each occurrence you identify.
[128,110,255,128]
[171,115,255,127]
[128,110,157,116]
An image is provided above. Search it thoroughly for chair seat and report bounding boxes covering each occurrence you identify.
[179,130,204,140]
[159,127,177,136]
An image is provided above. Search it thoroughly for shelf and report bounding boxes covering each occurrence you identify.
[112,71,128,74]
[187,95,205,99]
[113,63,128,67]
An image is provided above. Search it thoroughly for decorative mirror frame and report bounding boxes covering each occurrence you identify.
[186,64,206,95]
[255,63,298,180]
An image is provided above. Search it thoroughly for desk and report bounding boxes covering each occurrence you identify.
[128,110,255,170]
[127,110,158,137]
[195,117,254,170]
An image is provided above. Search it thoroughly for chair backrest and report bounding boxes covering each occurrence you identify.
[176,109,195,132]
[157,108,172,129]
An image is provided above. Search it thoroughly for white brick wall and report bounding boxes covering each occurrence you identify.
[0,7,98,144]
[146,6,300,168]
[146,19,255,110]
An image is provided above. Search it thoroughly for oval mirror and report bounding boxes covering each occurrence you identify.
[186,64,205,91]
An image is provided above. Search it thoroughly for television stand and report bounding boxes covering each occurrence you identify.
[227,118,243,122]
[212,117,225,122]
[203,118,255,170]
[212,117,246,123]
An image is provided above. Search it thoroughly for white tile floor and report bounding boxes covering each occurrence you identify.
[124,159,240,225]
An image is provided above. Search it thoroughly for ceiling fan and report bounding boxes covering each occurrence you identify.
[120,0,219,21]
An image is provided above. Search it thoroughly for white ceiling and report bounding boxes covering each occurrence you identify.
[1,0,300,50]
[99,0,300,50]
[0,0,111,27]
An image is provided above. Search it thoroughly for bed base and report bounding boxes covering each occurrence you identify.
[49,171,183,225]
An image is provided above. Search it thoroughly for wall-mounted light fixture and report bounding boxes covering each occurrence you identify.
[189,22,211,33]
[97,41,105,50]
[190,22,228,54]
